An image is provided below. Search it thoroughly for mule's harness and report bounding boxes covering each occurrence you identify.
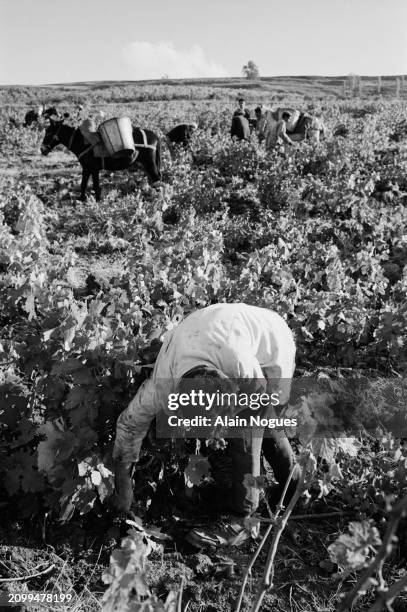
[67,128,77,150]
[57,127,94,161]
[78,127,156,160]
[77,142,94,160]
[134,129,157,150]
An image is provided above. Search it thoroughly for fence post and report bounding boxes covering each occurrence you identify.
[377,76,382,94]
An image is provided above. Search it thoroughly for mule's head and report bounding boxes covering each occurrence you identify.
[40,117,64,155]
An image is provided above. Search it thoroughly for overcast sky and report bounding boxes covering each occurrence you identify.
[0,0,406,85]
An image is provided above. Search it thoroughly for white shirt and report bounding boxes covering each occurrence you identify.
[113,304,296,462]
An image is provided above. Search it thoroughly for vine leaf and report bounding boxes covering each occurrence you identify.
[328,520,382,571]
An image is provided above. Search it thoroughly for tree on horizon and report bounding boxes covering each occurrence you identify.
[242,60,260,79]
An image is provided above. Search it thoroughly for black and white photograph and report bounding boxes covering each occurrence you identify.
[1,0,407,610]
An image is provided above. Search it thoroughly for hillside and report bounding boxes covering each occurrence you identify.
[1,75,406,109]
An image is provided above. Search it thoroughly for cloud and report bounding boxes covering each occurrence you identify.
[122,41,229,79]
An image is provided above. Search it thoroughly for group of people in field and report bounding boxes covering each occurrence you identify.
[25,95,331,201]
[231,96,326,149]
[21,95,325,159]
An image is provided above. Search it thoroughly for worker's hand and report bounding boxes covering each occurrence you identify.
[113,461,134,514]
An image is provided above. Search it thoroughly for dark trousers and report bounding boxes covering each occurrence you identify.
[207,410,299,516]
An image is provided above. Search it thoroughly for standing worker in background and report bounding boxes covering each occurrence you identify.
[112,303,300,549]
[231,98,252,140]
[234,97,251,122]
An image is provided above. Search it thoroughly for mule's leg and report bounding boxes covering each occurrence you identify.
[142,152,159,184]
[148,140,162,183]
[166,138,176,165]
[134,146,161,186]
[92,170,101,201]
[166,137,173,165]
[80,169,91,201]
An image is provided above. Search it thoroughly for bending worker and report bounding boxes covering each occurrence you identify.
[166,122,198,161]
[113,302,300,548]
[266,111,294,150]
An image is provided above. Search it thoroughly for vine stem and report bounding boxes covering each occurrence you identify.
[234,523,273,612]
[177,577,185,612]
[337,493,407,612]
[259,510,354,522]
[367,574,407,612]
[249,458,312,612]
[235,460,310,612]
[0,564,55,583]
[234,465,299,612]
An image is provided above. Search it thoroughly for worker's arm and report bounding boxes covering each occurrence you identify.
[113,461,135,514]
[279,122,294,145]
[112,378,165,512]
